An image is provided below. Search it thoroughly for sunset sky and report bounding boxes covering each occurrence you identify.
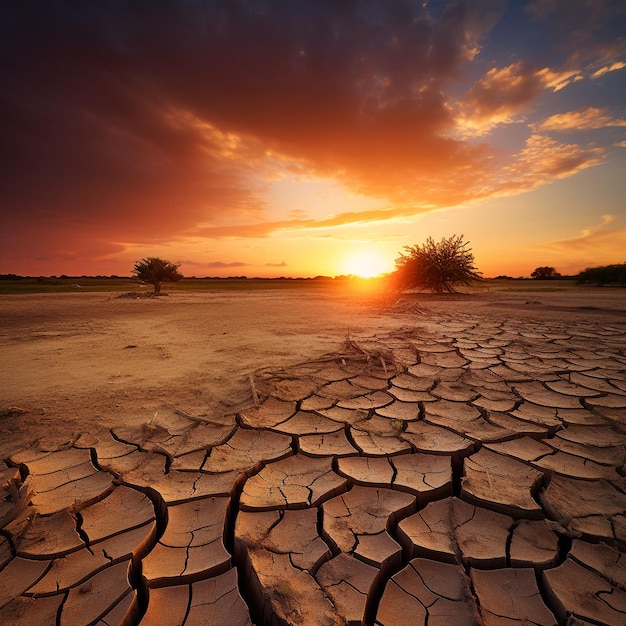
[1,1,625,278]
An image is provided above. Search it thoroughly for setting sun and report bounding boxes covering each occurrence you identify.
[342,252,392,278]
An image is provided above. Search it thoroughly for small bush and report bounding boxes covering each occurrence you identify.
[389,235,482,294]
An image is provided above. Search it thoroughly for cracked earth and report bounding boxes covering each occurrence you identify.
[1,292,626,625]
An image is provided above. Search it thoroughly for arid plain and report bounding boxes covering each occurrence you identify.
[1,285,625,625]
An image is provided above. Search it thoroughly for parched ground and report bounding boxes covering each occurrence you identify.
[1,288,625,625]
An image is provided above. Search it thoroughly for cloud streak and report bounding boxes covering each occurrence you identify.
[537,215,626,269]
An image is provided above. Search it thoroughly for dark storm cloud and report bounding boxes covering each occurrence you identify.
[0,0,503,261]
[1,0,622,268]
[524,0,626,86]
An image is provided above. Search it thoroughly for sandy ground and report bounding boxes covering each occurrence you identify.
[1,287,625,459]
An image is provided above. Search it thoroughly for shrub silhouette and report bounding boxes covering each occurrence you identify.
[133,257,183,293]
[577,263,626,286]
[531,266,561,279]
[390,235,481,294]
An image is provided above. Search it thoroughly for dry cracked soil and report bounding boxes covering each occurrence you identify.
[1,288,625,625]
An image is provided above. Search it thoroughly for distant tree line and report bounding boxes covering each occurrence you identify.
[576,263,626,286]
[4,257,626,291]
[526,263,626,285]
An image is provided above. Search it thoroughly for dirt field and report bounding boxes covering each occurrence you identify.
[1,286,626,624]
[1,287,625,457]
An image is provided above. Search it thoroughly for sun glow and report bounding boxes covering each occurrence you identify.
[342,252,392,278]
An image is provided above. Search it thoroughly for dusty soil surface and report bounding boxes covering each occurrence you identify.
[1,287,625,625]
[1,288,624,457]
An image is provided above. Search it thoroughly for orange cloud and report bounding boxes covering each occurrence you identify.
[491,134,604,197]
[187,129,605,241]
[591,61,626,78]
[457,62,580,135]
[539,107,626,132]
